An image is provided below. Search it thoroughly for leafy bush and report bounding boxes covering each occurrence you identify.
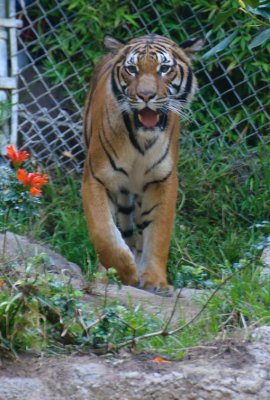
[26,0,270,148]
[0,261,165,356]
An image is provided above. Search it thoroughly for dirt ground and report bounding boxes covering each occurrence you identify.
[0,335,254,379]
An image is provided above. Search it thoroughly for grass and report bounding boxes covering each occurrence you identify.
[31,173,98,275]
[1,141,270,358]
[168,142,270,286]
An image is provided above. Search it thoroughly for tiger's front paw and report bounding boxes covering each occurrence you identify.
[139,267,173,297]
[112,249,139,286]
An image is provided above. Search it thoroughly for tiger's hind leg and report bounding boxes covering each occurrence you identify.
[117,190,136,251]
[134,196,144,271]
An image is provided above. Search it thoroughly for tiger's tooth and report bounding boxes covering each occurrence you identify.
[138,114,142,123]
[157,114,160,122]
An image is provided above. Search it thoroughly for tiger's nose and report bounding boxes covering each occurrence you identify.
[137,91,156,102]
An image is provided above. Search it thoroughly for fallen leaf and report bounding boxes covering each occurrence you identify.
[152,356,171,364]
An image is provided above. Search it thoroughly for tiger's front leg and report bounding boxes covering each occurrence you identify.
[82,165,138,286]
[138,173,178,291]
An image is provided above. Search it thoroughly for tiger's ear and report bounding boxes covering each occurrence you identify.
[104,35,125,54]
[179,38,204,60]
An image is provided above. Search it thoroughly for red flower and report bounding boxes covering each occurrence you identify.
[17,169,48,197]
[6,145,30,167]
[30,187,42,197]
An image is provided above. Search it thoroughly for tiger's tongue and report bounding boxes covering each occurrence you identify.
[138,108,158,128]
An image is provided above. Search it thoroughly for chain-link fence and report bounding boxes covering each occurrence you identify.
[1,0,270,171]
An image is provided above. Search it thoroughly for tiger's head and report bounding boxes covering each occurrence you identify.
[105,34,204,130]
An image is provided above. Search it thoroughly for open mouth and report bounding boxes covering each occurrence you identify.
[136,108,161,129]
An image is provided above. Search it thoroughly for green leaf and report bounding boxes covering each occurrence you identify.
[247,4,270,18]
[213,9,238,29]
[248,29,270,49]
[202,32,237,60]
[243,0,259,7]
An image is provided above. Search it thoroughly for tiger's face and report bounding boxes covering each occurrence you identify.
[105,34,204,131]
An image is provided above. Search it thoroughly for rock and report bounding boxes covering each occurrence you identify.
[260,247,270,279]
[0,378,48,400]
[0,232,83,290]
[91,282,203,323]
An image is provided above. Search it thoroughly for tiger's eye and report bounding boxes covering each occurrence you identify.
[159,64,171,74]
[125,65,137,75]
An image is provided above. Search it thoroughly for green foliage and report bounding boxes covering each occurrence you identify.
[0,261,163,356]
[0,256,83,355]
[168,143,270,286]
[0,101,12,126]
[36,173,97,274]
[26,0,270,154]
[0,165,41,233]
[206,258,270,330]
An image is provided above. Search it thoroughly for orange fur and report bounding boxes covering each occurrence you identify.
[82,34,203,289]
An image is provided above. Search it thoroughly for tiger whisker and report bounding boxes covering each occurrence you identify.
[161,102,193,122]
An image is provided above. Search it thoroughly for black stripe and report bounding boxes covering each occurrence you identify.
[176,64,184,95]
[111,68,123,101]
[159,113,168,130]
[156,49,166,56]
[118,204,135,214]
[123,112,144,155]
[88,159,106,188]
[149,44,167,52]
[83,97,92,148]
[111,68,144,155]
[121,229,134,238]
[106,104,118,136]
[143,170,172,192]
[141,203,160,217]
[107,190,116,204]
[101,118,118,159]
[136,200,142,207]
[179,64,185,86]
[145,137,157,151]
[137,220,152,230]
[99,133,128,176]
[120,188,129,195]
[171,83,180,91]
[145,137,171,175]
[116,65,126,93]
[84,121,91,149]
[170,71,178,82]
[178,66,193,102]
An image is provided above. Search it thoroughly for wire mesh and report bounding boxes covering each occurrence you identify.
[12,0,270,171]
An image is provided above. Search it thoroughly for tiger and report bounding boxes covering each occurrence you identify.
[82,33,203,294]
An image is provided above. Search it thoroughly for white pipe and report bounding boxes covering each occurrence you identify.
[9,0,21,146]
[0,0,9,154]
